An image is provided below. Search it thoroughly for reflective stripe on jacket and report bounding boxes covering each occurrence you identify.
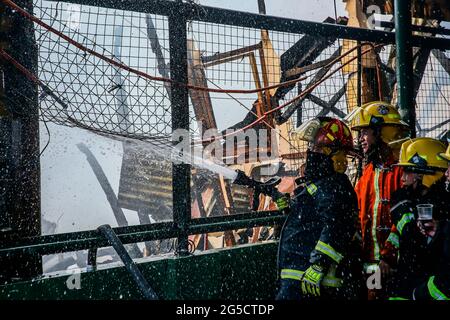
[355,162,403,262]
[388,183,450,299]
[278,172,358,273]
[280,263,343,288]
[413,220,450,300]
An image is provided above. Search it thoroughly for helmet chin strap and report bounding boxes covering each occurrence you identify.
[445,180,450,192]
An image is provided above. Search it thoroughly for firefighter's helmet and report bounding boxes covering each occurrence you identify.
[349,101,409,144]
[294,117,359,158]
[397,137,447,187]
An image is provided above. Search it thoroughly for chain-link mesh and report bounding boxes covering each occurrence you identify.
[1,0,448,254]
[24,1,447,163]
[35,0,177,140]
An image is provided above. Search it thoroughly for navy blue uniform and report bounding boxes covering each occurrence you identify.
[388,180,450,300]
[276,151,359,300]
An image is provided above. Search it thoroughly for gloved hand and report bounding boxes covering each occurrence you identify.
[275,195,289,210]
[301,264,325,297]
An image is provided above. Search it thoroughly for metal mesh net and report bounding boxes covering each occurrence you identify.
[1,0,448,232]
[35,1,174,140]
[22,1,447,163]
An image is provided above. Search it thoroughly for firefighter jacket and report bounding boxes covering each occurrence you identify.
[278,151,358,290]
[413,220,450,300]
[355,159,403,264]
[387,180,450,300]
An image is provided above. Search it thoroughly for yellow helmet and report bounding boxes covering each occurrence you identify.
[397,137,447,188]
[350,101,409,129]
[349,101,409,144]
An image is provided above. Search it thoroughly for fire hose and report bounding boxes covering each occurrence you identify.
[233,170,289,212]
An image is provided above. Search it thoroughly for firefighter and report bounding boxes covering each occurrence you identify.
[350,101,410,300]
[383,138,449,299]
[276,117,360,300]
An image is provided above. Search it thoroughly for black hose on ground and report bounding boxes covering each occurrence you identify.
[97,224,159,300]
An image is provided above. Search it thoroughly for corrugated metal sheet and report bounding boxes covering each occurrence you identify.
[117,143,237,219]
[118,142,173,218]
[231,185,252,213]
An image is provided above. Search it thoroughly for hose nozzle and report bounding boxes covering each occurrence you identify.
[233,170,258,187]
[232,170,283,211]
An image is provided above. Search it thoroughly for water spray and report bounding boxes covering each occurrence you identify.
[125,139,287,211]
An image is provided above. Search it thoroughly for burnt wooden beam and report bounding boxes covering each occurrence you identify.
[274,17,347,101]
[295,82,303,127]
[187,39,217,131]
[201,43,262,65]
[315,85,347,118]
[380,62,396,75]
[203,52,251,69]
[421,118,450,133]
[279,17,344,73]
[192,174,208,219]
[284,56,337,79]
[145,14,171,98]
[77,143,129,227]
[277,47,341,124]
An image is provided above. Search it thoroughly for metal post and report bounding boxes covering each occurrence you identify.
[394,0,415,137]
[0,0,41,282]
[356,42,363,179]
[295,82,303,127]
[87,248,97,270]
[357,42,362,107]
[169,9,190,255]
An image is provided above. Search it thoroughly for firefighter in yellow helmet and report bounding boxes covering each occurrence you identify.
[350,101,410,300]
[350,101,409,155]
[385,137,450,300]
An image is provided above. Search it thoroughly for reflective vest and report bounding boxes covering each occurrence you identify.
[355,162,403,262]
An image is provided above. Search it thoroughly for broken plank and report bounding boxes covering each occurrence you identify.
[201,43,262,64]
